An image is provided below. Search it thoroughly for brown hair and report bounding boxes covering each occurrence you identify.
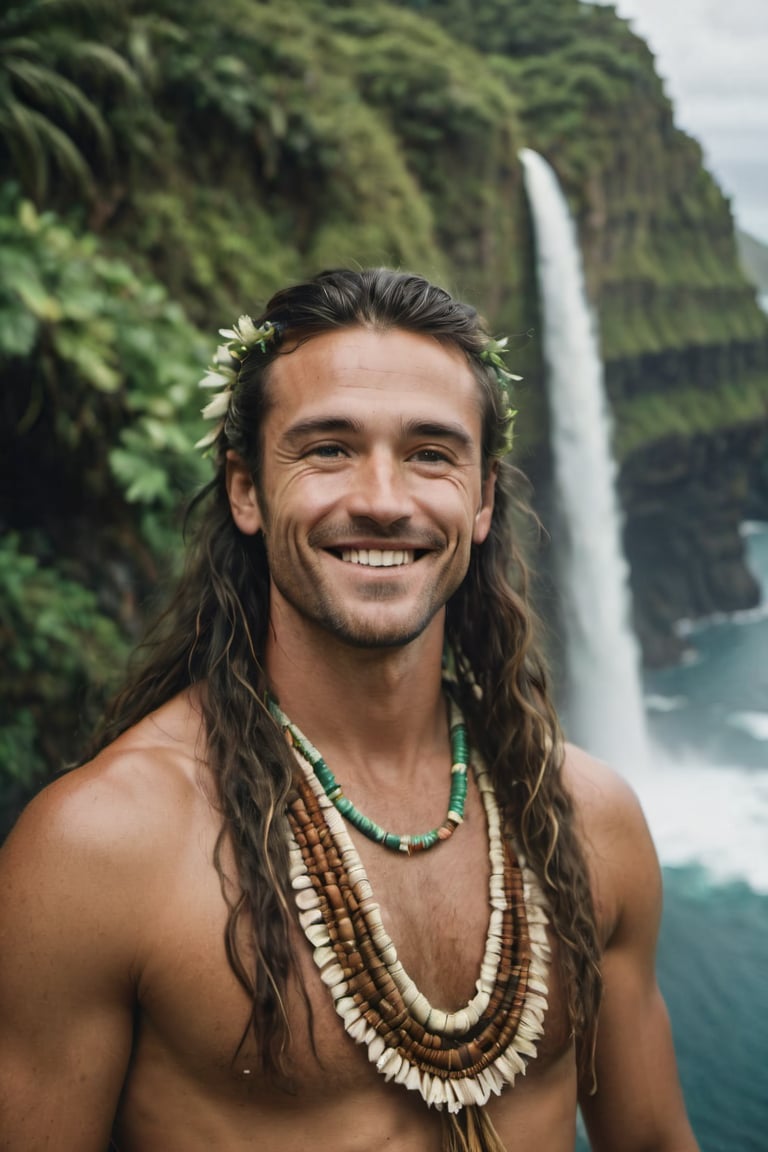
[90,267,601,1079]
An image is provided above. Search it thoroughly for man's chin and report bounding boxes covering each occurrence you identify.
[312,603,441,651]
[327,620,431,651]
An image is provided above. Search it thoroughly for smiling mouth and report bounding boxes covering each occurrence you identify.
[336,548,417,567]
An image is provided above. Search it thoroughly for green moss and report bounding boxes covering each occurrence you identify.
[3,0,768,802]
[615,370,768,460]
[600,285,768,360]
[124,186,303,323]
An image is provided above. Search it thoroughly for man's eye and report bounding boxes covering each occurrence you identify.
[309,444,346,458]
[413,449,450,464]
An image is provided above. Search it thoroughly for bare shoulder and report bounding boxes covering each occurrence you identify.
[564,748,700,1149]
[1,690,209,908]
[561,743,661,947]
[0,695,212,1149]
[0,689,213,1060]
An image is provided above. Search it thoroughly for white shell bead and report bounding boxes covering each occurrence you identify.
[383,1053,403,1082]
[294,888,319,912]
[405,1064,422,1092]
[347,1016,368,1042]
[394,1057,412,1086]
[305,923,329,948]
[298,907,322,929]
[426,1008,447,1033]
[313,945,336,968]
[427,1076,445,1108]
[319,963,344,988]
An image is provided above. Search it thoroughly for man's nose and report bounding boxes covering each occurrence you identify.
[344,449,414,525]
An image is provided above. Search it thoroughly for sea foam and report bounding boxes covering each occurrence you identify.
[727,711,768,741]
[630,742,768,895]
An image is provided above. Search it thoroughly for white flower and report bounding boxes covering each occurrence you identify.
[233,315,262,345]
[201,391,232,421]
[199,368,233,390]
[195,314,283,454]
[194,426,219,450]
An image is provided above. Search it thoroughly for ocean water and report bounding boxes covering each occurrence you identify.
[577,523,768,1151]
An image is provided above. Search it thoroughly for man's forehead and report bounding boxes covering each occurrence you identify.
[270,326,477,392]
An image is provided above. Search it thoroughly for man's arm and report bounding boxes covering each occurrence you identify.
[0,768,141,1151]
[571,749,700,1152]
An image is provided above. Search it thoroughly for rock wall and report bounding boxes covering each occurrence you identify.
[620,423,768,666]
[9,0,767,675]
[550,11,768,667]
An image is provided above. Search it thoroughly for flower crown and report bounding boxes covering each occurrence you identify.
[195,315,283,450]
[478,336,520,455]
[196,316,519,455]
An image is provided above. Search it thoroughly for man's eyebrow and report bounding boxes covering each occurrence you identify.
[406,421,474,450]
[282,416,363,443]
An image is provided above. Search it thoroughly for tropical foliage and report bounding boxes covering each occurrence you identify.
[0,181,207,830]
[1,0,766,830]
[0,0,142,204]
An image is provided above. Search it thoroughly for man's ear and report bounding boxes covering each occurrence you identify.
[226,451,263,536]
[472,462,497,545]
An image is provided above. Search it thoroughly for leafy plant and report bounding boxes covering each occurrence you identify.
[0,0,141,204]
[0,184,213,816]
[0,186,208,522]
[0,534,128,829]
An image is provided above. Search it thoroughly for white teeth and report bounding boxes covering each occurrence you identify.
[339,548,415,567]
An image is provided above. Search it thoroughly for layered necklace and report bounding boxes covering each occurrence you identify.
[268,692,551,1117]
[271,696,469,854]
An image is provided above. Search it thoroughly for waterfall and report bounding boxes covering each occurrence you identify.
[519,148,649,773]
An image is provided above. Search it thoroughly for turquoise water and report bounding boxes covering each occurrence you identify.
[658,873,768,1152]
[577,524,768,1150]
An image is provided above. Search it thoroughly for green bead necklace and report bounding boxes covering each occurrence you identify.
[267,694,469,854]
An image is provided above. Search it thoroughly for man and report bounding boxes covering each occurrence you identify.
[0,269,698,1151]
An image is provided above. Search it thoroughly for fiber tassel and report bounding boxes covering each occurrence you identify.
[440,1105,507,1152]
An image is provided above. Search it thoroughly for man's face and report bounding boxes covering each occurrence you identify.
[227,327,495,652]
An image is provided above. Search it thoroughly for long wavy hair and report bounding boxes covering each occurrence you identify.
[89,268,601,1084]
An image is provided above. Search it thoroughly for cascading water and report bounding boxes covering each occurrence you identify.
[519,148,649,773]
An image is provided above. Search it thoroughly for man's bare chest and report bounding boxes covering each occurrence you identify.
[127,780,570,1102]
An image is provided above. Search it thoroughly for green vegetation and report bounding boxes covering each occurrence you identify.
[0,534,128,794]
[0,183,208,816]
[615,371,768,461]
[1,0,766,819]
[0,0,142,204]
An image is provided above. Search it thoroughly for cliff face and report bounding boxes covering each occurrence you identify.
[5,0,768,817]
[579,31,768,664]
[409,0,768,662]
[621,423,768,665]
[6,0,768,675]
[489,0,768,663]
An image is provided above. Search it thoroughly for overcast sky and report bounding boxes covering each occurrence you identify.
[591,0,768,243]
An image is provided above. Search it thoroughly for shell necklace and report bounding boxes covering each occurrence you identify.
[272,695,551,1115]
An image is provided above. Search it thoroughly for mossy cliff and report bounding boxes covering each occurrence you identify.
[3,0,768,812]
[121,0,768,664]
[412,0,768,664]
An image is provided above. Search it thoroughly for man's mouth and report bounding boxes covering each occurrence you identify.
[337,548,417,567]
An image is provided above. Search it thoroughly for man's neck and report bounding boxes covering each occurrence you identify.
[264,618,449,786]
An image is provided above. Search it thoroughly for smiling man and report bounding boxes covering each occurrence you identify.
[0,269,699,1152]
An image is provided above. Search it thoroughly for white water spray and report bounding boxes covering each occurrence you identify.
[520,148,649,774]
